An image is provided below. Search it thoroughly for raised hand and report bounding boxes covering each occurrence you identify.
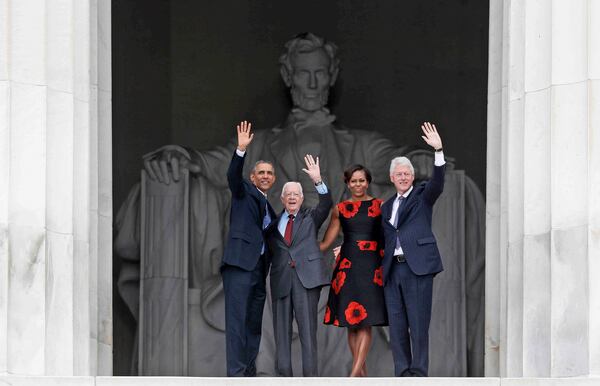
[237,120,254,152]
[421,121,443,151]
[302,154,322,183]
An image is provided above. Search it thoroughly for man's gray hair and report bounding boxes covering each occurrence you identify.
[279,32,340,76]
[389,156,414,175]
[251,160,274,174]
[280,181,304,198]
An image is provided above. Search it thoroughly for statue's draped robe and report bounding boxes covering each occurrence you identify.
[115,109,485,376]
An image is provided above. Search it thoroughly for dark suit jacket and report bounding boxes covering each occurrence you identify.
[381,164,446,284]
[222,151,275,271]
[266,189,333,299]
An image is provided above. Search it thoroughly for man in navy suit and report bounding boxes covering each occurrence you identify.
[221,120,277,376]
[380,122,445,377]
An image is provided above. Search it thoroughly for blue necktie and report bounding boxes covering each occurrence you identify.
[261,202,271,254]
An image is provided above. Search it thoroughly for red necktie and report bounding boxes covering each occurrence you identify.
[284,214,295,245]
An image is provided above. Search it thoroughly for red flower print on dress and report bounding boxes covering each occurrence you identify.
[345,301,368,325]
[331,271,346,294]
[368,199,382,217]
[324,306,331,323]
[334,319,340,326]
[339,258,352,269]
[373,266,383,286]
[357,240,378,251]
[379,249,385,258]
[338,200,361,218]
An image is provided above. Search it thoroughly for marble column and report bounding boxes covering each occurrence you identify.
[486,0,599,378]
[0,0,112,376]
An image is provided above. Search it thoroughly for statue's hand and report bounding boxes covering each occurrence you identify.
[142,145,201,184]
[408,150,435,180]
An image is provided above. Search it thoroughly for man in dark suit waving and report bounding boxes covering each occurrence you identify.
[221,120,277,377]
[266,154,332,377]
[381,122,445,377]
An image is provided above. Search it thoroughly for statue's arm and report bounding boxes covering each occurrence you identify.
[360,122,449,185]
[140,125,240,188]
[187,139,237,189]
[360,131,404,184]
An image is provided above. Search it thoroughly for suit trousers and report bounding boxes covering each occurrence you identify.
[272,270,321,377]
[221,256,267,376]
[383,261,434,377]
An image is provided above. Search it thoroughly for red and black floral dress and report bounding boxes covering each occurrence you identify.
[323,198,388,327]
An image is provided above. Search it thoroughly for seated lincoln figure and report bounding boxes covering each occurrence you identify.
[115,32,485,376]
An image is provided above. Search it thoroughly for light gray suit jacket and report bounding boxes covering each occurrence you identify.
[266,189,333,299]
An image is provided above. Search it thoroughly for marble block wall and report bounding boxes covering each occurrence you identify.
[486,0,600,378]
[0,0,112,376]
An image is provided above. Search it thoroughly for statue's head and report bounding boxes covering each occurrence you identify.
[279,33,340,112]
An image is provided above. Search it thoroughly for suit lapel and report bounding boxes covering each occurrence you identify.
[267,212,286,243]
[289,210,305,245]
[382,195,396,227]
[395,187,418,228]
[272,210,304,246]
[246,181,267,227]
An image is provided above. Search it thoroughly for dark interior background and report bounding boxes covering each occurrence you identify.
[112,0,489,374]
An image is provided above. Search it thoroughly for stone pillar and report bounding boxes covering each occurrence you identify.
[0,0,112,376]
[487,0,599,377]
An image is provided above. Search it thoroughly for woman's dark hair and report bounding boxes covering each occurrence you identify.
[343,164,372,184]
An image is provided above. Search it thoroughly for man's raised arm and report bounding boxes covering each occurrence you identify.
[227,121,254,197]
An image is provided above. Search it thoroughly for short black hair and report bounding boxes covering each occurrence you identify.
[343,164,372,184]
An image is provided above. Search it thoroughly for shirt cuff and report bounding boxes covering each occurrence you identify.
[434,151,446,166]
[235,148,246,157]
[316,182,328,194]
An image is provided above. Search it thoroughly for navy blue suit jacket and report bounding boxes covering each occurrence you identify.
[381,164,446,284]
[222,151,275,271]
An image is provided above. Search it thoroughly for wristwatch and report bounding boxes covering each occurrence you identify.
[314,180,323,186]
[435,147,443,152]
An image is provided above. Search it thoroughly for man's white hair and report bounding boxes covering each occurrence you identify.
[281,181,304,198]
[389,156,414,175]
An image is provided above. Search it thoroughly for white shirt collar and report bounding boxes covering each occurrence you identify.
[255,185,267,198]
[397,185,413,199]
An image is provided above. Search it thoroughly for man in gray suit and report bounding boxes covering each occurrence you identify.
[265,154,333,377]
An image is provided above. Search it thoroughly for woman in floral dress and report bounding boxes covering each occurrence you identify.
[321,164,388,377]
